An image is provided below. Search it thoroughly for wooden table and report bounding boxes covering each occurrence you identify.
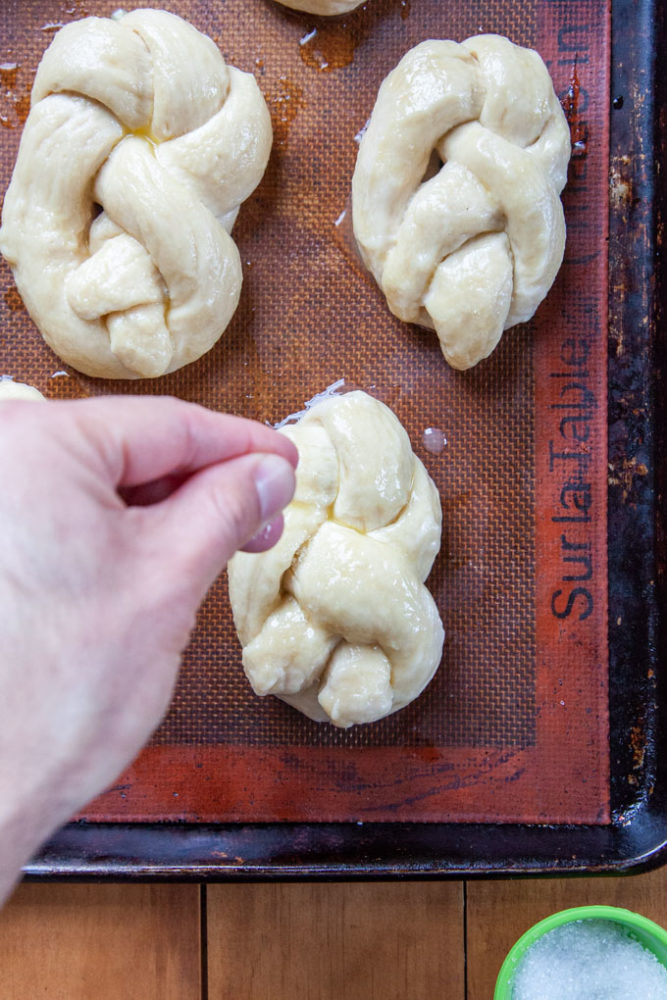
[2,865,666,997]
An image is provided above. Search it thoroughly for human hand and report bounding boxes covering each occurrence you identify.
[0,394,297,902]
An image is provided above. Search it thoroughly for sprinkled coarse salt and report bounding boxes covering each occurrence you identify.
[512,919,667,1000]
[273,379,347,430]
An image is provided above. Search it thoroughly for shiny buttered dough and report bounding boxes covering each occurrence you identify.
[352,35,571,370]
[228,390,444,728]
[0,9,272,379]
[0,377,45,401]
[274,0,365,12]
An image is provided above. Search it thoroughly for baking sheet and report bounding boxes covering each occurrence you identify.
[0,0,610,828]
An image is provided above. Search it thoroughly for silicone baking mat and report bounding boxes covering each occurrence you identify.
[0,0,609,824]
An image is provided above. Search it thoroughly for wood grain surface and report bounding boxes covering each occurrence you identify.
[206,882,465,1000]
[0,883,201,999]
[1,870,667,998]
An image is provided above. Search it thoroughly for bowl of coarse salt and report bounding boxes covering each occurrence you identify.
[494,905,667,1000]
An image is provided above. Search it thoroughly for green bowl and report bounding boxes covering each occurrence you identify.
[493,904,667,999]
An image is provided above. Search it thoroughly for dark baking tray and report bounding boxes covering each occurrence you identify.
[24,0,667,880]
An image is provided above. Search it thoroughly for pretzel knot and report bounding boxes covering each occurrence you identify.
[228,390,445,728]
[0,9,272,379]
[352,34,571,371]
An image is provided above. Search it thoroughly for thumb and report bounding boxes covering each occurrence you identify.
[136,450,296,589]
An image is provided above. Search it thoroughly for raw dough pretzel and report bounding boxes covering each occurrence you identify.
[228,390,444,728]
[274,0,365,13]
[0,377,45,401]
[0,9,272,379]
[352,34,571,370]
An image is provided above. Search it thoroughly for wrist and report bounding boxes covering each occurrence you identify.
[0,783,70,906]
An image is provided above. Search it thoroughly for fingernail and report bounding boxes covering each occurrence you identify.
[242,515,285,554]
[254,454,295,523]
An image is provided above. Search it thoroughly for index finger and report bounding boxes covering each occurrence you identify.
[61,395,298,487]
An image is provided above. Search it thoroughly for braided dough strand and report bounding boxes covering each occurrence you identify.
[352,34,571,371]
[0,10,272,379]
[273,0,366,13]
[228,391,444,729]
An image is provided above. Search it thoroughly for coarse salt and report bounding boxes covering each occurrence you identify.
[512,919,667,1000]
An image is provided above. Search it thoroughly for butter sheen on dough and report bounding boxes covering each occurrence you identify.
[352,34,571,370]
[0,9,272,379]
[228,390,444,729]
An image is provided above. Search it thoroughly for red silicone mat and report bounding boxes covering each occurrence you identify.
[0,0,609,824]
